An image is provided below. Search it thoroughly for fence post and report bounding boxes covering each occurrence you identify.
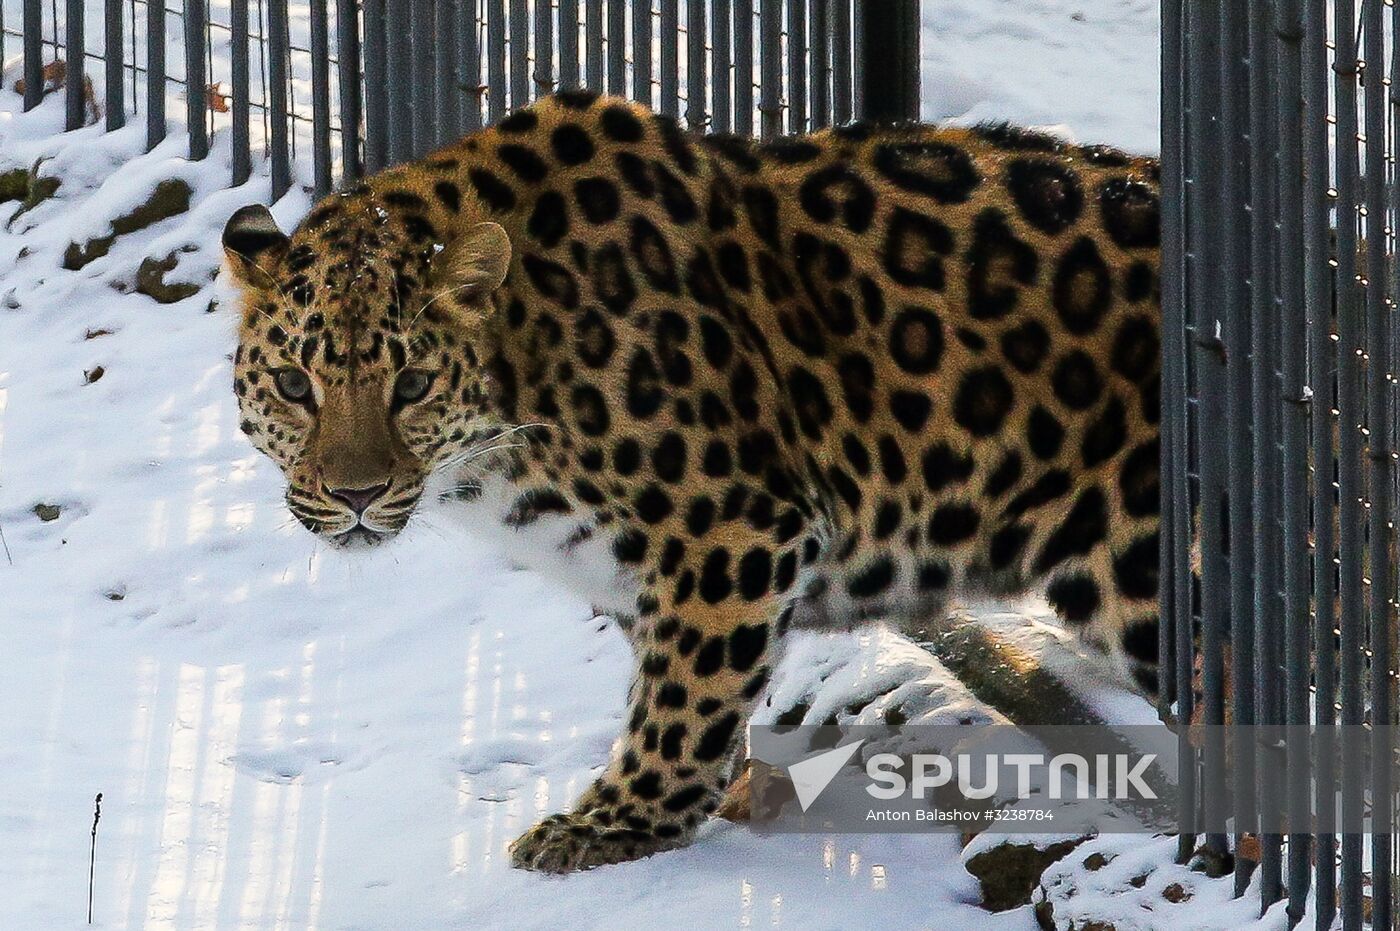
[146,0,166,149]
[758,0,780,138]
[310,0,333,194]
[687,0,707,129]
[230,0,250,182]
[268,0,292,197]
[363,0,389,169]
[183,0,206,157]
[658,0,678,116]
[857,0,917,122]
[386,0,412,159]
[64,0,84,130]
[337,0,364,180]
[633,0,652,106]
[413,0,438,151]
[1301,0,1337,920]
[607,0,625,96]
[559,0,579,89]
[785,0,805,132]
[712,0,731,131]
[733,0,753,136]
[103,0,123,129]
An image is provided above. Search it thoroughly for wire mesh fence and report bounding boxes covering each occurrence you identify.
[4,0,917,200]
[1163,0,1400,927]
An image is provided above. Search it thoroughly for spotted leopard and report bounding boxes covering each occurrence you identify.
[222,90,1161,873]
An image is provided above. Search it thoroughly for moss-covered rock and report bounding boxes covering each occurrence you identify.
[63,179,192,270]
[966,836,1090,912]
[135,251,204,303]
[2,163,62,222]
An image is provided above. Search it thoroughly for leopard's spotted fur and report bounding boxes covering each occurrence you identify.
[223,91,1161,872]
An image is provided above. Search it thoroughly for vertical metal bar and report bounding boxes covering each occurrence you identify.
[1219,0,1258,900]
[64,0,82,130]
[607,0,625,95]
[337,0,364,179]
[439,0,463,143]
[758,0,780,138]
[632,0,652,105]
[22,0,41,112]
[104,0,123,129]
[1272,0,1306,914]
[852,0,864,118]
[1188,0,1230,864]
[182,0,204,152]
[733,0,753,135]
[686,0,706,129]
[147,0,165,147]
[560,0,579,89]
[1365,1,1394,924]
[534,0,554,98]
[659,0,678,116]
[1331,1,1367,925]
[1301,0,1336,922]
[1164,0,1198,865]
[509,0,528,106]
[487,0,506,122]
[363,0,389,170]
[786,0,805,132]
[310,0,333,195]
[810,0,829,129]
[386,0,411,159]
[585,0,603,92]
[832,0,850,123]
[231,0,251,183]
[463,0,483,130]
[415,0,439,149]
[1159,0,1183,718]
[267,0,292,196]
[856,0,917,122]
[712,0,731,131]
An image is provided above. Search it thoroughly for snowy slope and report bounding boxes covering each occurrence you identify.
[1,3,1162,929]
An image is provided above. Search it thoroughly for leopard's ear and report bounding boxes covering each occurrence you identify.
[222,204,290,287]
[431,221,512,305]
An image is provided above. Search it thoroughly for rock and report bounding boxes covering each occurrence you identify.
[63,179,192,270]
[135,251,204,303]
[33,503,61,522]
[1161,882,1191,904]
[84,366,105,384]
[0,168,28,203]
[966,836,1091,912]
[2,164,62,221]
[1082,852,1111,871]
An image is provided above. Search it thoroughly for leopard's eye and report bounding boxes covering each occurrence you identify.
[394,368,434,405]
[274,367,313,403]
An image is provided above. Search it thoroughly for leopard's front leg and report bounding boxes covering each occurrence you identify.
[510,533,797,872]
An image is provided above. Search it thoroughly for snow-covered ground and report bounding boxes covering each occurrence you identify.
[0,2,1201,929]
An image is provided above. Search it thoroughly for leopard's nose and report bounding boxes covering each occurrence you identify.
[325,481,390,516]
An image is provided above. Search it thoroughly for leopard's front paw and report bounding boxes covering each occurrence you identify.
[509,812,682,873]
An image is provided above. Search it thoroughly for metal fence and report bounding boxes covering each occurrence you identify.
[1163,1,1400,927]
[4,0,918,200]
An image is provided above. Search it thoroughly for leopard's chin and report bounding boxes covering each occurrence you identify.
[328,525,397,549]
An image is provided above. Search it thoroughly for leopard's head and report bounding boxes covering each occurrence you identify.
[222,196,511,546]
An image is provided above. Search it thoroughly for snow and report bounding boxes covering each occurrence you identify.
[0,3,1177,929]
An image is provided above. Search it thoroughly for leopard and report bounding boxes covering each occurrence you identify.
[221,90,1161,873]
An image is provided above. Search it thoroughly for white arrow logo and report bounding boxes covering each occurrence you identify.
[788,739,866,811]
